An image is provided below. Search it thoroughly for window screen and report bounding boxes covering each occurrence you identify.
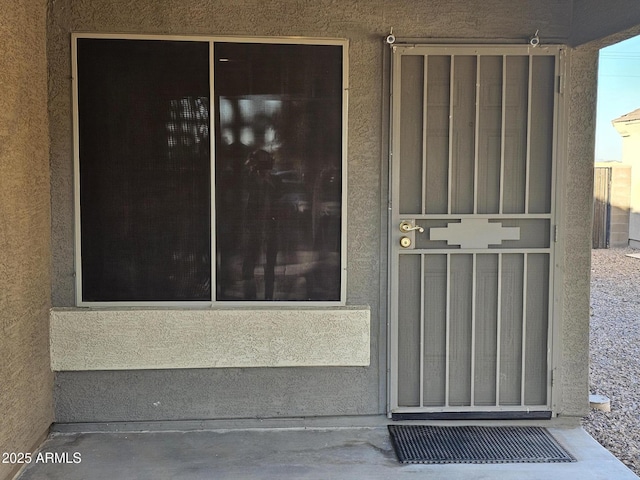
[214,43,343,301]
[75,36,344,304]
[77,39,211,301]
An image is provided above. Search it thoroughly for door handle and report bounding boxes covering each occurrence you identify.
[399,221,424,233]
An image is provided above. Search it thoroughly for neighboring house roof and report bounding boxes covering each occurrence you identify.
[612,108,640,139]
[613,107,640,124]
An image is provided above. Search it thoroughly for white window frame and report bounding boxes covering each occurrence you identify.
[72,33,349,307]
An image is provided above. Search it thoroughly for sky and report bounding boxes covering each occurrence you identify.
[595,35,640,162]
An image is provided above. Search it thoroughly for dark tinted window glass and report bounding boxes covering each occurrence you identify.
[214,43,343,301]
[77,39,211,301]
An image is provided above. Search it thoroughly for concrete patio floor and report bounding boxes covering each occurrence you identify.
[16,422,638,480]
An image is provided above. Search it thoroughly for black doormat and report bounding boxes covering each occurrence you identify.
[388,425,575,464]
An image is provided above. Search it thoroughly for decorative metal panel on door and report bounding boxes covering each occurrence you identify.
[389,45,563,417]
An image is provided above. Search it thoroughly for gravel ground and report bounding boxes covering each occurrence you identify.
[583,247,640,476]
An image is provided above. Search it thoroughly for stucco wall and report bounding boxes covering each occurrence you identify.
[0,1,54,479]
[50,308,370,370]
[559,45,599,418]
[47,0,598,423]
[571,0,640,46]
[615,123,640,247]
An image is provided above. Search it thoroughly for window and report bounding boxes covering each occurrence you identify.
[74,35,347,305]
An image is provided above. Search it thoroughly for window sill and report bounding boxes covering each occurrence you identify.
[49,307,370,371]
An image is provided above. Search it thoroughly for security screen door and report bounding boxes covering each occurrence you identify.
[389,45,563,417]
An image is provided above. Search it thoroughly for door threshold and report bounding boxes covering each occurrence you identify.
[391,411,552,421]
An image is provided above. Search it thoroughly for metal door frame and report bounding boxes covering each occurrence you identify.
[387,43,568,418]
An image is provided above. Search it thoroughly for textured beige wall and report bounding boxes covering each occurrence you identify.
[560,45,599,417]
[0,1,54,479]
[51,308,370,370]
[615,122,640,246]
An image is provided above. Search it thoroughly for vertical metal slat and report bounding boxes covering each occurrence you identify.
[470,253,477,406]
[445,253,452,407]
[420,57,428,405]
[520,252,529,405]
[525,55,533,214]
[448,56,455,215]
[474,56,480,214]
[420,57,428,406]
[422,56,429,215]
[499,55,507,214]
[495,253,503,406]
[420,254,426,407]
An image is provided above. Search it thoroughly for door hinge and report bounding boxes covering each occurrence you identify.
[557,74,564,95]
[554,225,558,242]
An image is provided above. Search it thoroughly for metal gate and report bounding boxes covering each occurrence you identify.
[389,45,563,418]
[592,167,611,249]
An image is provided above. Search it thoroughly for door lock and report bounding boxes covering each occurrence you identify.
[400,236,412,248]
[399,221,424,233]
